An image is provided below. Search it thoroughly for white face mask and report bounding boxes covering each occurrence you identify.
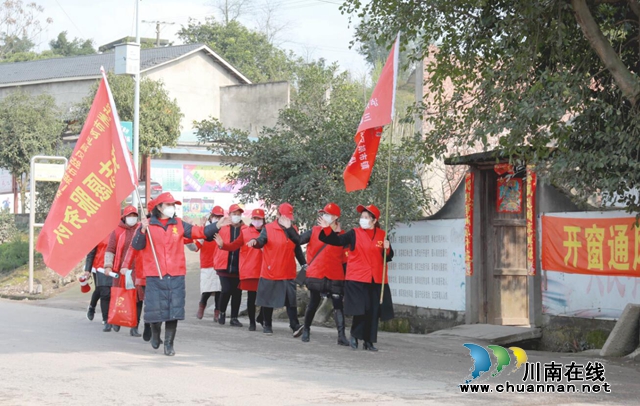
[125,217,138,227]
[322,213,334,224]
[231,215,242,224]
[359,218,372,229]
[251,219,263,228]
[162,206,175,218]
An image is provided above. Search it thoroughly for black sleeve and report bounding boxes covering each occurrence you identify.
[203,222,220,241]
[386,245,394,262]
[132,228,147,250]
[319,228,356,250]
[285,226,300,244]
[295,244,306,266]
[85,246,97,272]
[253,227,268,249]
[298,229,312,246]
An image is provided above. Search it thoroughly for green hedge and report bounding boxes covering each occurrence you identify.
[0,239,29,273]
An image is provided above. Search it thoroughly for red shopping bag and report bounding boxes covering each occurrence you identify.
[108,287,137,327]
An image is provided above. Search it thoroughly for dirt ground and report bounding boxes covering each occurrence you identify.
[0,257,82,300]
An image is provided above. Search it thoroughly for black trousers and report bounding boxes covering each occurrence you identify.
[262,294,299,329]
[98,286,111,323]
[89,287,100,309]
[218,276,241,318]
[350,284,381,343]
[248,290,257,325]
[199,291,220,310]
[304,291,343,328]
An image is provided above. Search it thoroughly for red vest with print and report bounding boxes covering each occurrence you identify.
[141,219,187,277]
[346,227,388,284]
[199,240,218,268]
[91,235,110,269]
[260,221,296,280]
[239,226,262,280]
[213,225,245,270]
[121,229,146,286]
[306,226,345,281]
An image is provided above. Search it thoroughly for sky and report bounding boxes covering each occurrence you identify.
[31,0,370,76]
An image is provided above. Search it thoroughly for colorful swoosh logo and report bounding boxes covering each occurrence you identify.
[463,344,528,383]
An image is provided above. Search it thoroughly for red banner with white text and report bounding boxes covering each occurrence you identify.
[36,72,137,276]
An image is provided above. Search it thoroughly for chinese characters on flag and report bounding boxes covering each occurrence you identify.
[343,34,399,192]
[36,70,137,276]
[541,215,640,277]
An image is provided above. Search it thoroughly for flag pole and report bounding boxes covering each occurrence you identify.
[134,188,163,280]
[380,121,394,305]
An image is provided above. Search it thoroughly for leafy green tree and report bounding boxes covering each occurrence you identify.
[343,0,640,211]
[177,18,300,83]
[0,91,64,213]
[74,72,183,156]
[195,60,430,229]
[48,31,95,56]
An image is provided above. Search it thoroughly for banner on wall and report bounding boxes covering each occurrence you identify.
[541,213,640,277]
[526,167,537,275]
[183,164,240,194]
[150,162,182,192]
[464,172,474,276]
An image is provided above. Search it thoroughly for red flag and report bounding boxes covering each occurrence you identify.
[37,70,138,276]
[343,33,399,192]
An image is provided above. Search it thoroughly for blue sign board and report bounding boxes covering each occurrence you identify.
[121,121,133,152]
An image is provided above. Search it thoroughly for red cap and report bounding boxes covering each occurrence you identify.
[151,192,182,210]
[210,206,224,216]
[122,205,138,217]
[357,204,380,220]
[229,203,244,214]
[318,202,341,217]
[251,208,265,219]
[278,203,294,220]
[147,199,155,213]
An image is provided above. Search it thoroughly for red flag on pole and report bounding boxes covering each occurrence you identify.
[343,34,399,192]
[37,69,138,276]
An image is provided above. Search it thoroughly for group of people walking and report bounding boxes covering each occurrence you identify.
[85,191,394,356]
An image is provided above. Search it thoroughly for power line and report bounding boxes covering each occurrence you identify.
[142,20,176,46]
[53,0,85,38]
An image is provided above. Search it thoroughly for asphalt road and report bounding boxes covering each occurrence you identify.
[0,252,638,405]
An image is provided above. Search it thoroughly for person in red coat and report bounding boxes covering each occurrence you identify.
[247,203,304,336]
[104,205,140,334]
[216,208,265,331]
[318,204,394,351]
[298,203,350,345]
[132,192,230,356]
[195,205,224,322]
[211,204,246,327]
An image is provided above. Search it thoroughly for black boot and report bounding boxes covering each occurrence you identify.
[142,323,151,342]
[256,309,263,326]
[333,309,350,346]
[350,336,358,350]
[363,341,378,351]
[301,327,310,342]
[102,323,112,332]
[130,327,141,337]
[164,321,177,356]
[218,312,226,325]
[150,322,162,349]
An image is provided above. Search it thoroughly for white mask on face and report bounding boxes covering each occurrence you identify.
[162,206,176,218]
[251,219,264,228]
[322,214,334,224]
[231,215,242,224]
[359,218,372,229]
[125,217,138,227]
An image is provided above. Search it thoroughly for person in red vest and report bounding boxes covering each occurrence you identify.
[212,203,246,327]
[104,205,140,334]
[247,203,304,336]
[83,233,118,332]
[318,204,394,351]
[132,192,230,356]
[216,208,265,331]
[298,203,350,346]
[195,206,225,322]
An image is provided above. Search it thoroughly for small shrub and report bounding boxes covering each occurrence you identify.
[0,209,17,244]
[0,238,29,273]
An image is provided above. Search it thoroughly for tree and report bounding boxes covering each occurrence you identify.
[195,60,431,229]
[343,0,640,212]
[213,0,253,25]
[49,31,95,56]
[73,72,183,157]
[0,0,52,61]
[177,18,300,83]
[0,91,64,213]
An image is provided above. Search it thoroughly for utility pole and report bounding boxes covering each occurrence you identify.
[142,20,175,46]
